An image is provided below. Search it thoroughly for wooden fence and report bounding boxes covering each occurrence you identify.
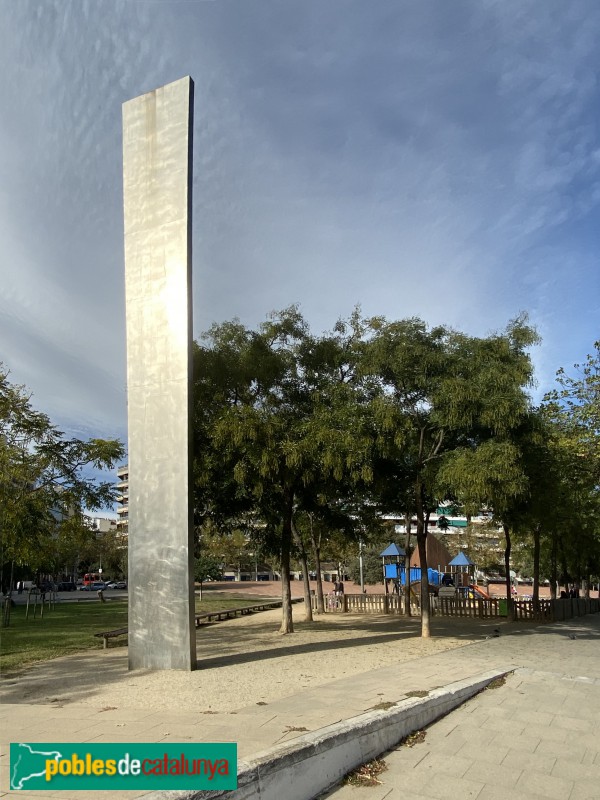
[311,593,600,623]
[312,593,411,614]
[549,597,598,621]
[512,597,600,622]
[313,593,499,618]
[512,599,553,621]
[435,596,500,618]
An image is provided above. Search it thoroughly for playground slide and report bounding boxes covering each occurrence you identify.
[469,584,490,600]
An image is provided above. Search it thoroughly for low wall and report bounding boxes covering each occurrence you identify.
[158,669,511,800]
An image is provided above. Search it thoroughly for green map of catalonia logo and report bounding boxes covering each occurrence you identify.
[10,742,237,791]
[11,743,63,790]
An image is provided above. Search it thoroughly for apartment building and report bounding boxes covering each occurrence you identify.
[116,464,129,535]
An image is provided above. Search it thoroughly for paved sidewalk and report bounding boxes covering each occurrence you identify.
[2,613,599,799]
[322,618,600,800]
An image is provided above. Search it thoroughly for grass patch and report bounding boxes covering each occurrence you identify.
[195,593,273,612]
[0,594,273,673]
[1,601,129,674]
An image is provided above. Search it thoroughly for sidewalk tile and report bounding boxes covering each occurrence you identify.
[463,760,520,788]
[515,769,573,800]
[569,778,600,800]
[500,748,556,774]
[419,771,485,799]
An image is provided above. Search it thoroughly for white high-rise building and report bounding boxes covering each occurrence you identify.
[116,464,129,535]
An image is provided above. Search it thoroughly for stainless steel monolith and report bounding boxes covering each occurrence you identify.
[123,76,196,670]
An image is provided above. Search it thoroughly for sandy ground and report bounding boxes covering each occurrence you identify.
[0,603,506,714]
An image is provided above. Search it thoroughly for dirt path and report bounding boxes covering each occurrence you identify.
[1,605,507,713]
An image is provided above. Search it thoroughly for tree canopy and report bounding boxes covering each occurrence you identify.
[192,308,591,636]
[0,366,124,580]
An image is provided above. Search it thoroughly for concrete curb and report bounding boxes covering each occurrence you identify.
[141,667,513,800]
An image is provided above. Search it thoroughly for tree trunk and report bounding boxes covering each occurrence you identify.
[532,524,541,610]
[503,523,514,620]
[415,484,431,638]
[291,519,313,622]
[404,513,412,617]
[558,535,569,593]
[583,574,590,600]
[549,530,558,600]
[279,489,294,634]
[309,517,325,614]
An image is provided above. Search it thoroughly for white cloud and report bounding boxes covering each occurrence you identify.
[0,0,599,441]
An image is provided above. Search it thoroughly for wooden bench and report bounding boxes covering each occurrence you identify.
[94,599,303,643]
[194,598,303,627]
[94,627,128,649]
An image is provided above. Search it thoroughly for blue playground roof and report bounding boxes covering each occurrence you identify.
[448,551,474,566]
[379,543,406,557]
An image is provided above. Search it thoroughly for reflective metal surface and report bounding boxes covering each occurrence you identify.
[123,77,196,670]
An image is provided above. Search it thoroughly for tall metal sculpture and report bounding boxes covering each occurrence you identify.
[122,77,196,670]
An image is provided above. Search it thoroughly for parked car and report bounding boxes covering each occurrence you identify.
[79,581,107,591]
[56,581,77,592]
[106,581,127,590]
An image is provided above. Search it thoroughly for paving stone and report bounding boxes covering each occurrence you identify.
[476,786,549,800]
[550,756,600,782]
[535,738,586,762]
[501,747,557,774]
[457,741,510,765]
[463,759,521,788]
[418,771,485,799]
[515,768,573,800]
[552,714,594,733]
[569,781,600,800]
[510,708,556,725]
[400,751,474,779]
[491,730,541,753]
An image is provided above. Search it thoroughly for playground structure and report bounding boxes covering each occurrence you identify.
[379,544,487,600]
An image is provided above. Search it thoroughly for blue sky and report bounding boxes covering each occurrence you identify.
[1,0,599,452]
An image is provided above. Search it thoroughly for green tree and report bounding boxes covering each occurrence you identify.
[542,376,600,596]
[348,548,384,585]
[193,308,376,632]
[367,316,538,636]
[0,366,124,591]
[194,554,224,599]
[547,342,600,465]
